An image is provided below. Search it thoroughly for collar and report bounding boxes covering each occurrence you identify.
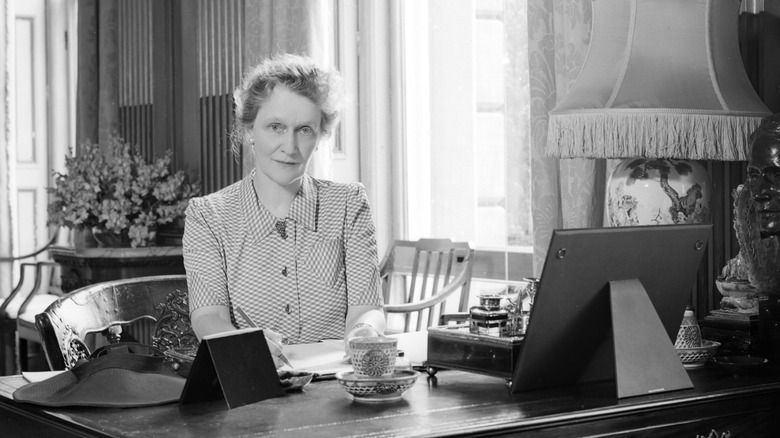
[288,174,317,232]
[241,171,318,241]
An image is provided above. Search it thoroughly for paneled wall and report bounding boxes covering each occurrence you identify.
[118,0,153,157]
[115,0,244,194]
[197,0,243,194]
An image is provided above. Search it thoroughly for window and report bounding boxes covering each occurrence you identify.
[398,0,532,251]
[336,0,534,288]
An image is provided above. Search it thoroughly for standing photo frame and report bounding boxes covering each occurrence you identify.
[180,328,284,409]
[511,224,712,398]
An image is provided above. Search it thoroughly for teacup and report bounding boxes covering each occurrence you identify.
[349,336,397,379]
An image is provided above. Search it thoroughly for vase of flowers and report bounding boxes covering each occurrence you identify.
[48,135,199,248]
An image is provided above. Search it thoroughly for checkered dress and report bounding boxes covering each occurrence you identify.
[183,171,384,344]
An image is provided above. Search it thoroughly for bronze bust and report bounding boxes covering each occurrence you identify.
[746,114,780,238]
[734,113,780,294]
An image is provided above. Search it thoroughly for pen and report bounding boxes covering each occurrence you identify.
[235,306,294,368]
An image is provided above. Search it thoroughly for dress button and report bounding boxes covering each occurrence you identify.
[285,304,291,314]
[282,266,288,276]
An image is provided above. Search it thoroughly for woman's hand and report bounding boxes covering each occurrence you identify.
[344,306,386,359]
[347,324,382,340]
[345,323,383,359]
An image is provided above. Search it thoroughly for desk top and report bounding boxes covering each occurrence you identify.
[2,364,780,438]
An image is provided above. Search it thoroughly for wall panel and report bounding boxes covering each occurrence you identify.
[197,0,243,194]
[118,0,153,157]
[114,0,243,194]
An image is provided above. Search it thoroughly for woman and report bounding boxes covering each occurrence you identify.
[183,54,386,367]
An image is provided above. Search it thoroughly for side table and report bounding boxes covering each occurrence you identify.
[49,245,185,293]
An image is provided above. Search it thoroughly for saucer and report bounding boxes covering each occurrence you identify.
[712,355,768,376]
[335,369,420,402]
[676,339,720,369]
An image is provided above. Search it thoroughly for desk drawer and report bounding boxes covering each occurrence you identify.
[514,390,780,437]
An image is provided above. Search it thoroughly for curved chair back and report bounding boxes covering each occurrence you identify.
[35,275,197,370]
[382,239,475,333]
[12,261,62,373]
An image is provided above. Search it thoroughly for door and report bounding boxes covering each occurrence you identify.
[13,0,50,258]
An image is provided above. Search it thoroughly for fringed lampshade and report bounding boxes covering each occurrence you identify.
[545,0,771,226]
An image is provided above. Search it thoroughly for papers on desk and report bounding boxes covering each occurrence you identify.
[280,339,350,377]
[280,331,429,379]
[12,333,429,384]
[22,371,67,383]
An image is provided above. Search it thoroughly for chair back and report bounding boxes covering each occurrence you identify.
[2,261,61,375]
[2,263,38,320]
[381,239,475,332]
[1,261,59,318]
[35,275,197,370]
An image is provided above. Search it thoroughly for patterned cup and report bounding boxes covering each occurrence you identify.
[349,336,397,379]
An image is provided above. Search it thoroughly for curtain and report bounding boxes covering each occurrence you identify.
[243,0,335,180]
[75,0,119,154]
[527,0,609,275]
[0,0,12,293]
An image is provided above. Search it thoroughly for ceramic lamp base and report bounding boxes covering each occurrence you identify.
[607,158,711,226]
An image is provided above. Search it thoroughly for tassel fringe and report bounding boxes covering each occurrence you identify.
[545,111,768,160]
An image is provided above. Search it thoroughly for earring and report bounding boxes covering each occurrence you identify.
[249,137,255,145]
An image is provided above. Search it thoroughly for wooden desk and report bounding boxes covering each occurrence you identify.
[1,365,779,437]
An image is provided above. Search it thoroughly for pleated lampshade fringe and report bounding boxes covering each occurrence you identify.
[546,111,765,161]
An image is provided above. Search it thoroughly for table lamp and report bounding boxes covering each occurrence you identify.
[545,0,771,226]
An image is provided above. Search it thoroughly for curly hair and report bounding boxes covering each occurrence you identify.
[230,53,344,160]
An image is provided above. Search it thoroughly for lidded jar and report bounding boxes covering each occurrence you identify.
[674,305,702,349]
[469,295,508,336]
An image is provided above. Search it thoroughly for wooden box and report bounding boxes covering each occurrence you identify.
[700,311,759,354]
[426,325,523,379]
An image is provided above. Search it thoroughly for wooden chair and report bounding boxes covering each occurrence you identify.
[1,263,36,375]
[1,261,61,374]
[35,275,198,371]
[15,262,63,372]
[381,239,475,333]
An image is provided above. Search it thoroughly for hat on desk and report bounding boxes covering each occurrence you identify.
[13,343,186,408]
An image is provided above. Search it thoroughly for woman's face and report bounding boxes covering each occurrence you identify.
[250,84,322,189]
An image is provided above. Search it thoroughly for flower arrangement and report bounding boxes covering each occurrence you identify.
[47,135,199,248]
